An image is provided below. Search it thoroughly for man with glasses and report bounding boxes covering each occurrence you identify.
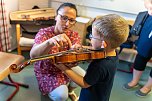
[30,3,85,101]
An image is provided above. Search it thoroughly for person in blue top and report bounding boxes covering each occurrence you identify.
[55,14,129,101]
[123,0,152,97]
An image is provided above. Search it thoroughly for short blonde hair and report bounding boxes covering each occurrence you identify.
[92,14,129,50]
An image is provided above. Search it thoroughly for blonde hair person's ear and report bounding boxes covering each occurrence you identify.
[101,40,107,49]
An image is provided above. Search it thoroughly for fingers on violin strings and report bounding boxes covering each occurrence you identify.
[62,34,72,48]
[58,35,69,47]
[51,38,60,47]
[72,44,82,49]
[58,35,68,47]
[59,34,67,43]
[54,35,64,47]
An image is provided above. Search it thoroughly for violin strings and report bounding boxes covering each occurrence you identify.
[29,47,96,63]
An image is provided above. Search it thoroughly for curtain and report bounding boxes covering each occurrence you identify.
[0,0,11,51]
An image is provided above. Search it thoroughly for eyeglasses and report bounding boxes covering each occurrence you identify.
[89,34,102,41]
[58,14,77,25]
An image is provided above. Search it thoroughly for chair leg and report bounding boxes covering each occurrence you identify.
[0,75,29,101]
[8,75,29,88]
[0,80,19,101]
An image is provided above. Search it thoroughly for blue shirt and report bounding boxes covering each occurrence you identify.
[137,14,152,58]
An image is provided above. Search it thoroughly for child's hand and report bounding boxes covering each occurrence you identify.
[54,63,68,71]
[64,62,78,68]
[54,62,78,71]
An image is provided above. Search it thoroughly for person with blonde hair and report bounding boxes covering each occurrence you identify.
[55,14,129,101]
[123,0,152,97]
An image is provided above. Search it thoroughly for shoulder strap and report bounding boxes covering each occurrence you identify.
[140,11,149,25]
[129,11,149,36]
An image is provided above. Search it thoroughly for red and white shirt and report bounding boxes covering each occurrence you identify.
[34,26,80,95]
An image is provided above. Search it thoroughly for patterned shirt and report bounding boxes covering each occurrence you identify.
[34,26,80,95]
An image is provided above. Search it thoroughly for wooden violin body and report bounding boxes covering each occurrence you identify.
[54,51,105,63]
[9,47,105,73]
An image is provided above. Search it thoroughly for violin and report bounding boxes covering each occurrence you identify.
[9,47,106,73]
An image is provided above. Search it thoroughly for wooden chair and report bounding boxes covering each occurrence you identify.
[0,52,29,101]
[10,8,56,55]
[16,24,34,55]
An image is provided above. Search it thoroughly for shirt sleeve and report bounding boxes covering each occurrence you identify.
[34,28,47,44]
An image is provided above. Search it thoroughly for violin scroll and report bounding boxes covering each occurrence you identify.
[10,60,31,73]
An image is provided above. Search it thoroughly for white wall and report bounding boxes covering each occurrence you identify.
[5,0,19,24]
[4,0,146,50]
[49,0,146,20]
